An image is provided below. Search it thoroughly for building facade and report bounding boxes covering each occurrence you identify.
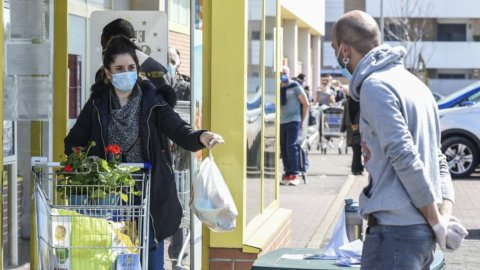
[323,0,480,95]
[1,0,324,269]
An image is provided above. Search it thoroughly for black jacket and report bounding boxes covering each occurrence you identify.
[64,79,205,241]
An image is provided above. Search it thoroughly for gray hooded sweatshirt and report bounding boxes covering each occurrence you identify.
[350,44,454,225]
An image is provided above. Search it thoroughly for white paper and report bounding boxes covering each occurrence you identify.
[3,75,18,120]
[323,210,350,258]
[6,43,51,75]
[17,77,52,121]
[280,254,308,260]
[10,0,45,39]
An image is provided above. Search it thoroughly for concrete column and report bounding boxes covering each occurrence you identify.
[283,19,298,77]
[312,35,321,94]
[298,28,311,85]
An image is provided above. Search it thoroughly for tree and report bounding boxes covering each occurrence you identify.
[383,0,434,82]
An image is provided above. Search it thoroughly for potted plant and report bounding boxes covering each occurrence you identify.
[59,141,140,213]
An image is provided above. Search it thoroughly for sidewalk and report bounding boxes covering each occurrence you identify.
[279,147,366,249]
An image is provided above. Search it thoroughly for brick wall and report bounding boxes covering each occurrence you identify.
[209,218,291,270]
[2,174,23,245]
[169,31,191,76]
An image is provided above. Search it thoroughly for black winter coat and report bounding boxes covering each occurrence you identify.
[64,79,205,241]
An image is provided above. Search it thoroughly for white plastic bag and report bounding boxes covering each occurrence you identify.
[191,151,238,232]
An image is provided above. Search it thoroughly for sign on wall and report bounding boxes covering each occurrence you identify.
[89,11,168,86]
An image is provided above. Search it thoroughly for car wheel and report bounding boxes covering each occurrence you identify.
[441,137,480,178]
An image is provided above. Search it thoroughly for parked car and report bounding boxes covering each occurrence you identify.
[437,81,480,109]
[440,103,480,178]
[432,92,443,101]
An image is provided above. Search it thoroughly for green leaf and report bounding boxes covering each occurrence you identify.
[120,193,129,202]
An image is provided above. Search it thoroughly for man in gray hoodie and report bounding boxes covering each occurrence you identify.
[332,11,465,269]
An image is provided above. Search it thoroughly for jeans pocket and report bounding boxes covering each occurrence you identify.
[361,230,383,270]
[394,234,435,270]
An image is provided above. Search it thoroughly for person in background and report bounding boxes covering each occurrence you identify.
[293,73,306,87]
[99,18,172,89]
[331,79,346,103]
[279,66,309,186]
[315,80,336,106]
[167,46,191,269]
[332,10,467,269]
[340,86,363,175]
[65,36,224,270]
[168,47,191,101]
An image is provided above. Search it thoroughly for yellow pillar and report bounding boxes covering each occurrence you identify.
[206,0,247,248]
[0,0,4,266]
[53,0,69,162]
[202,0,291,268]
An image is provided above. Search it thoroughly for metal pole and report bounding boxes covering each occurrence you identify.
[189,1,200,269]
[380,0,384,42]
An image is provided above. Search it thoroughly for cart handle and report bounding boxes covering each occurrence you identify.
[31,157,152,169]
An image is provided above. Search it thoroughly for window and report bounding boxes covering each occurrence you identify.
[170,0,190,33]
[438,73,466,79]
[324,22,334,41]
[437,24,466,41]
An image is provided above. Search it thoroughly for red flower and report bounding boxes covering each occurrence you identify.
[74,147,82,154]
[110,144,121,155]
[104,145,111,153]
[64,165,73,172]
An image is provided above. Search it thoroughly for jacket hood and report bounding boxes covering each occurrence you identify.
[350,44,406,101]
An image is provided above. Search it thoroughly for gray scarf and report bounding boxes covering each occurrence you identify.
[108,89,143,163]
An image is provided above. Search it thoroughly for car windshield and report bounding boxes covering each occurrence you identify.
[438,81,480,103]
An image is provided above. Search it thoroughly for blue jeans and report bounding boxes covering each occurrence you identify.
[148,223,165,270]
[361,224,436,270]
[280,121,301,175]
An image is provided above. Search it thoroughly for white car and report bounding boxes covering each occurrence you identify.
[440,103,480,178]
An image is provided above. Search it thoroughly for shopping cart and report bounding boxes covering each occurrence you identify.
[32,157,151,270]
[319,106,346,154]
[171,169,191,269]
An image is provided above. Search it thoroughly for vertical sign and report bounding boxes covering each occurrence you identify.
[90,11,168,86]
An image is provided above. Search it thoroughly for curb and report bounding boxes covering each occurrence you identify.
[306,175,356,248]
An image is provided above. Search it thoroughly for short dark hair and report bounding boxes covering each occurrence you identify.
[333,11,381,55]
[297,73,306,81]
[101,18,136,49]
[103,35,140,73]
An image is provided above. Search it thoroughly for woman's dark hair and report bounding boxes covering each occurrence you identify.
[103,35,140,71]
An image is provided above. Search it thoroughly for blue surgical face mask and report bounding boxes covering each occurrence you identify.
[111,71,137,92]
[167,63,177,77]
[336,45,352,80]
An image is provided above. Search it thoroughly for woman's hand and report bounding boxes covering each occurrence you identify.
[200,132,225,149]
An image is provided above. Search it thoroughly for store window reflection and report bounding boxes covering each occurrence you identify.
[263,0,276,209]
[246,0,263,223]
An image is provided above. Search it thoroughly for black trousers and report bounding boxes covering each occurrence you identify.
[351,143,364,174]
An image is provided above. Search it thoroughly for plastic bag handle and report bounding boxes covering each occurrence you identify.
[208,140,215,160]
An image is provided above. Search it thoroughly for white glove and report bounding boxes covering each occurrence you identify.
[445,220,468,252]
[431,215,449,251]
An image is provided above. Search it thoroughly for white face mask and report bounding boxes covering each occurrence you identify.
[336,44,352,80]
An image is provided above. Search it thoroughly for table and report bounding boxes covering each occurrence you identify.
[251,248,445,270]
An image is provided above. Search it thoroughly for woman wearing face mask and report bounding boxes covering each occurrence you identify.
[64,35,223,270]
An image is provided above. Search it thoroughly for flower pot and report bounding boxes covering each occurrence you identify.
[68,194,89,215]
[91,193,120,219]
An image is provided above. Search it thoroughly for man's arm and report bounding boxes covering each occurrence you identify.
[297,91,310,127]
[438,148,455,215]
